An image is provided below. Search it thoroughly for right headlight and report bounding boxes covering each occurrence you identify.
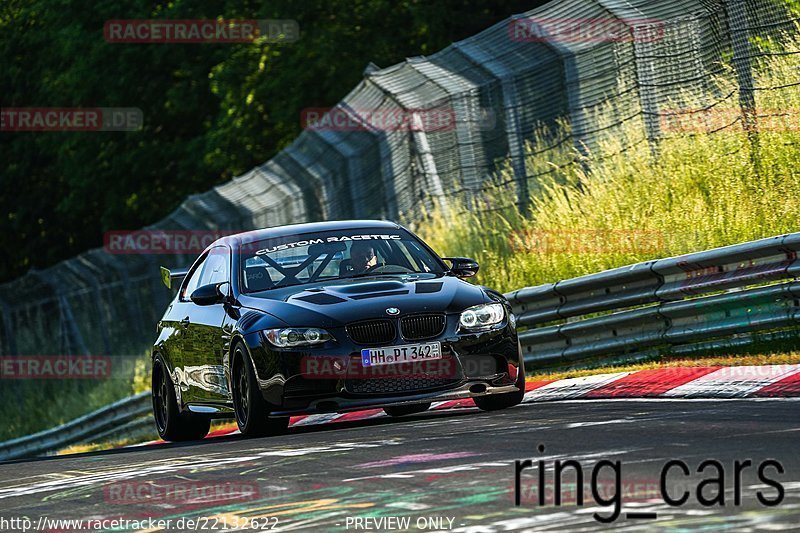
[263,328,333,348]
[459,303,505,331]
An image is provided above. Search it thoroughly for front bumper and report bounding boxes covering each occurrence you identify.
[269,379,521,416]
[242,313,523,415]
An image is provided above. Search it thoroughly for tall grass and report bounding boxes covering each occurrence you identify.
[414,26,800,293]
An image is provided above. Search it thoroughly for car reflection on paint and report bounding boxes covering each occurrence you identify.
[152,220,525,441]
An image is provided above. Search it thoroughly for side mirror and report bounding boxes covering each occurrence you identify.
[442,257,479,279]
[191,283,226,306]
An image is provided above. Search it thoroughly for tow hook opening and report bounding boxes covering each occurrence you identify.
[469,383,487,394]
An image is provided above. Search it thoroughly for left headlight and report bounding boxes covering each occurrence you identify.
[263,328,333,348]
[459,303,505,331]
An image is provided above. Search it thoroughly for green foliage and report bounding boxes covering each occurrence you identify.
[0,0,537,282]
[1,0,544,440]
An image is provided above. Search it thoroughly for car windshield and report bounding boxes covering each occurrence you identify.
[239,228,445,292]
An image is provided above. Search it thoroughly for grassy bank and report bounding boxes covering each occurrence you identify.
[414,25,800,293]
[0,355,151,441]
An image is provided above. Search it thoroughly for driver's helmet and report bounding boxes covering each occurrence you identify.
[350,241,376,271]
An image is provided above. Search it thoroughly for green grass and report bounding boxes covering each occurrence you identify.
[413,24,800,293]
[0,354,151,441]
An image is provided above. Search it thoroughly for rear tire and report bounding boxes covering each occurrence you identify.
[383,402,431,417]
[473,364,526,412]
[152,355,210,441]
[232,344,289,438]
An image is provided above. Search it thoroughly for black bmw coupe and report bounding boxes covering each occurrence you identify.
[152,220,525,441]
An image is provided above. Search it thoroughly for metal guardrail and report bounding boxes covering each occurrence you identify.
[505,233,800,366]
[5,233,800,459]
[2,0,795,362]
[0,392,151,462]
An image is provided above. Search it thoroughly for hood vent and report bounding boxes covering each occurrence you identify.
[415,282,443,294]
[336,281,405,294]
[294,293,347,305]
[350,290,409,300]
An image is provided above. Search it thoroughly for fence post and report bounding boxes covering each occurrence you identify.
[526,20,591,188]
[0,297,15,356]
[57,295,89,356]
[411,112,449,214]
[597,0,666,158]
[451,41,529,213]
[500,81,529,214]
[727,0,761,172]
[632,23,663,157]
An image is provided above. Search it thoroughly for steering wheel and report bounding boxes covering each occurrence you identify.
[365,264,413,274]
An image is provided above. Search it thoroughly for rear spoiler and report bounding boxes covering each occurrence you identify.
[160,266,189,289]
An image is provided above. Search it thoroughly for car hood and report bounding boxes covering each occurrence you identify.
[237,274,489,330]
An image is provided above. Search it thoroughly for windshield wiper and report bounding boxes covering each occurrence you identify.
[345,270,424,280]
[345,272,391,280]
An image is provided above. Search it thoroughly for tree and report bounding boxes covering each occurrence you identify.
[0,0,538,282]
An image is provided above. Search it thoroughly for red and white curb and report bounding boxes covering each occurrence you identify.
[135,364,800,445]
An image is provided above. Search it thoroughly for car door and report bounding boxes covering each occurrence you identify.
[161,252,208,406]
[181,245,233,404]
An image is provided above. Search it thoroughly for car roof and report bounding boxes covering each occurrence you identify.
[214,219,405,248]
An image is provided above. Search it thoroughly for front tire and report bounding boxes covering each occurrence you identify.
[473,363,526,412]
[384,402,431,417]
[232,344,289,438]
[152,355,210,441]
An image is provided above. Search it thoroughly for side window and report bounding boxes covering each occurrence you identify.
[180,253,208,301]
[199,246,230,287]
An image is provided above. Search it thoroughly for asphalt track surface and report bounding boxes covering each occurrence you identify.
[0,399,798,532]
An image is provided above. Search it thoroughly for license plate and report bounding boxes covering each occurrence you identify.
[361,342,442,367]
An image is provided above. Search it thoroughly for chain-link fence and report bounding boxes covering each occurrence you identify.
[0,0,796,433]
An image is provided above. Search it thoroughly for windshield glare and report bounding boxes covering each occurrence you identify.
[239,229,444,292]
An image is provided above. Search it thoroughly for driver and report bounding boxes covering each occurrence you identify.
[350,241,378,274]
